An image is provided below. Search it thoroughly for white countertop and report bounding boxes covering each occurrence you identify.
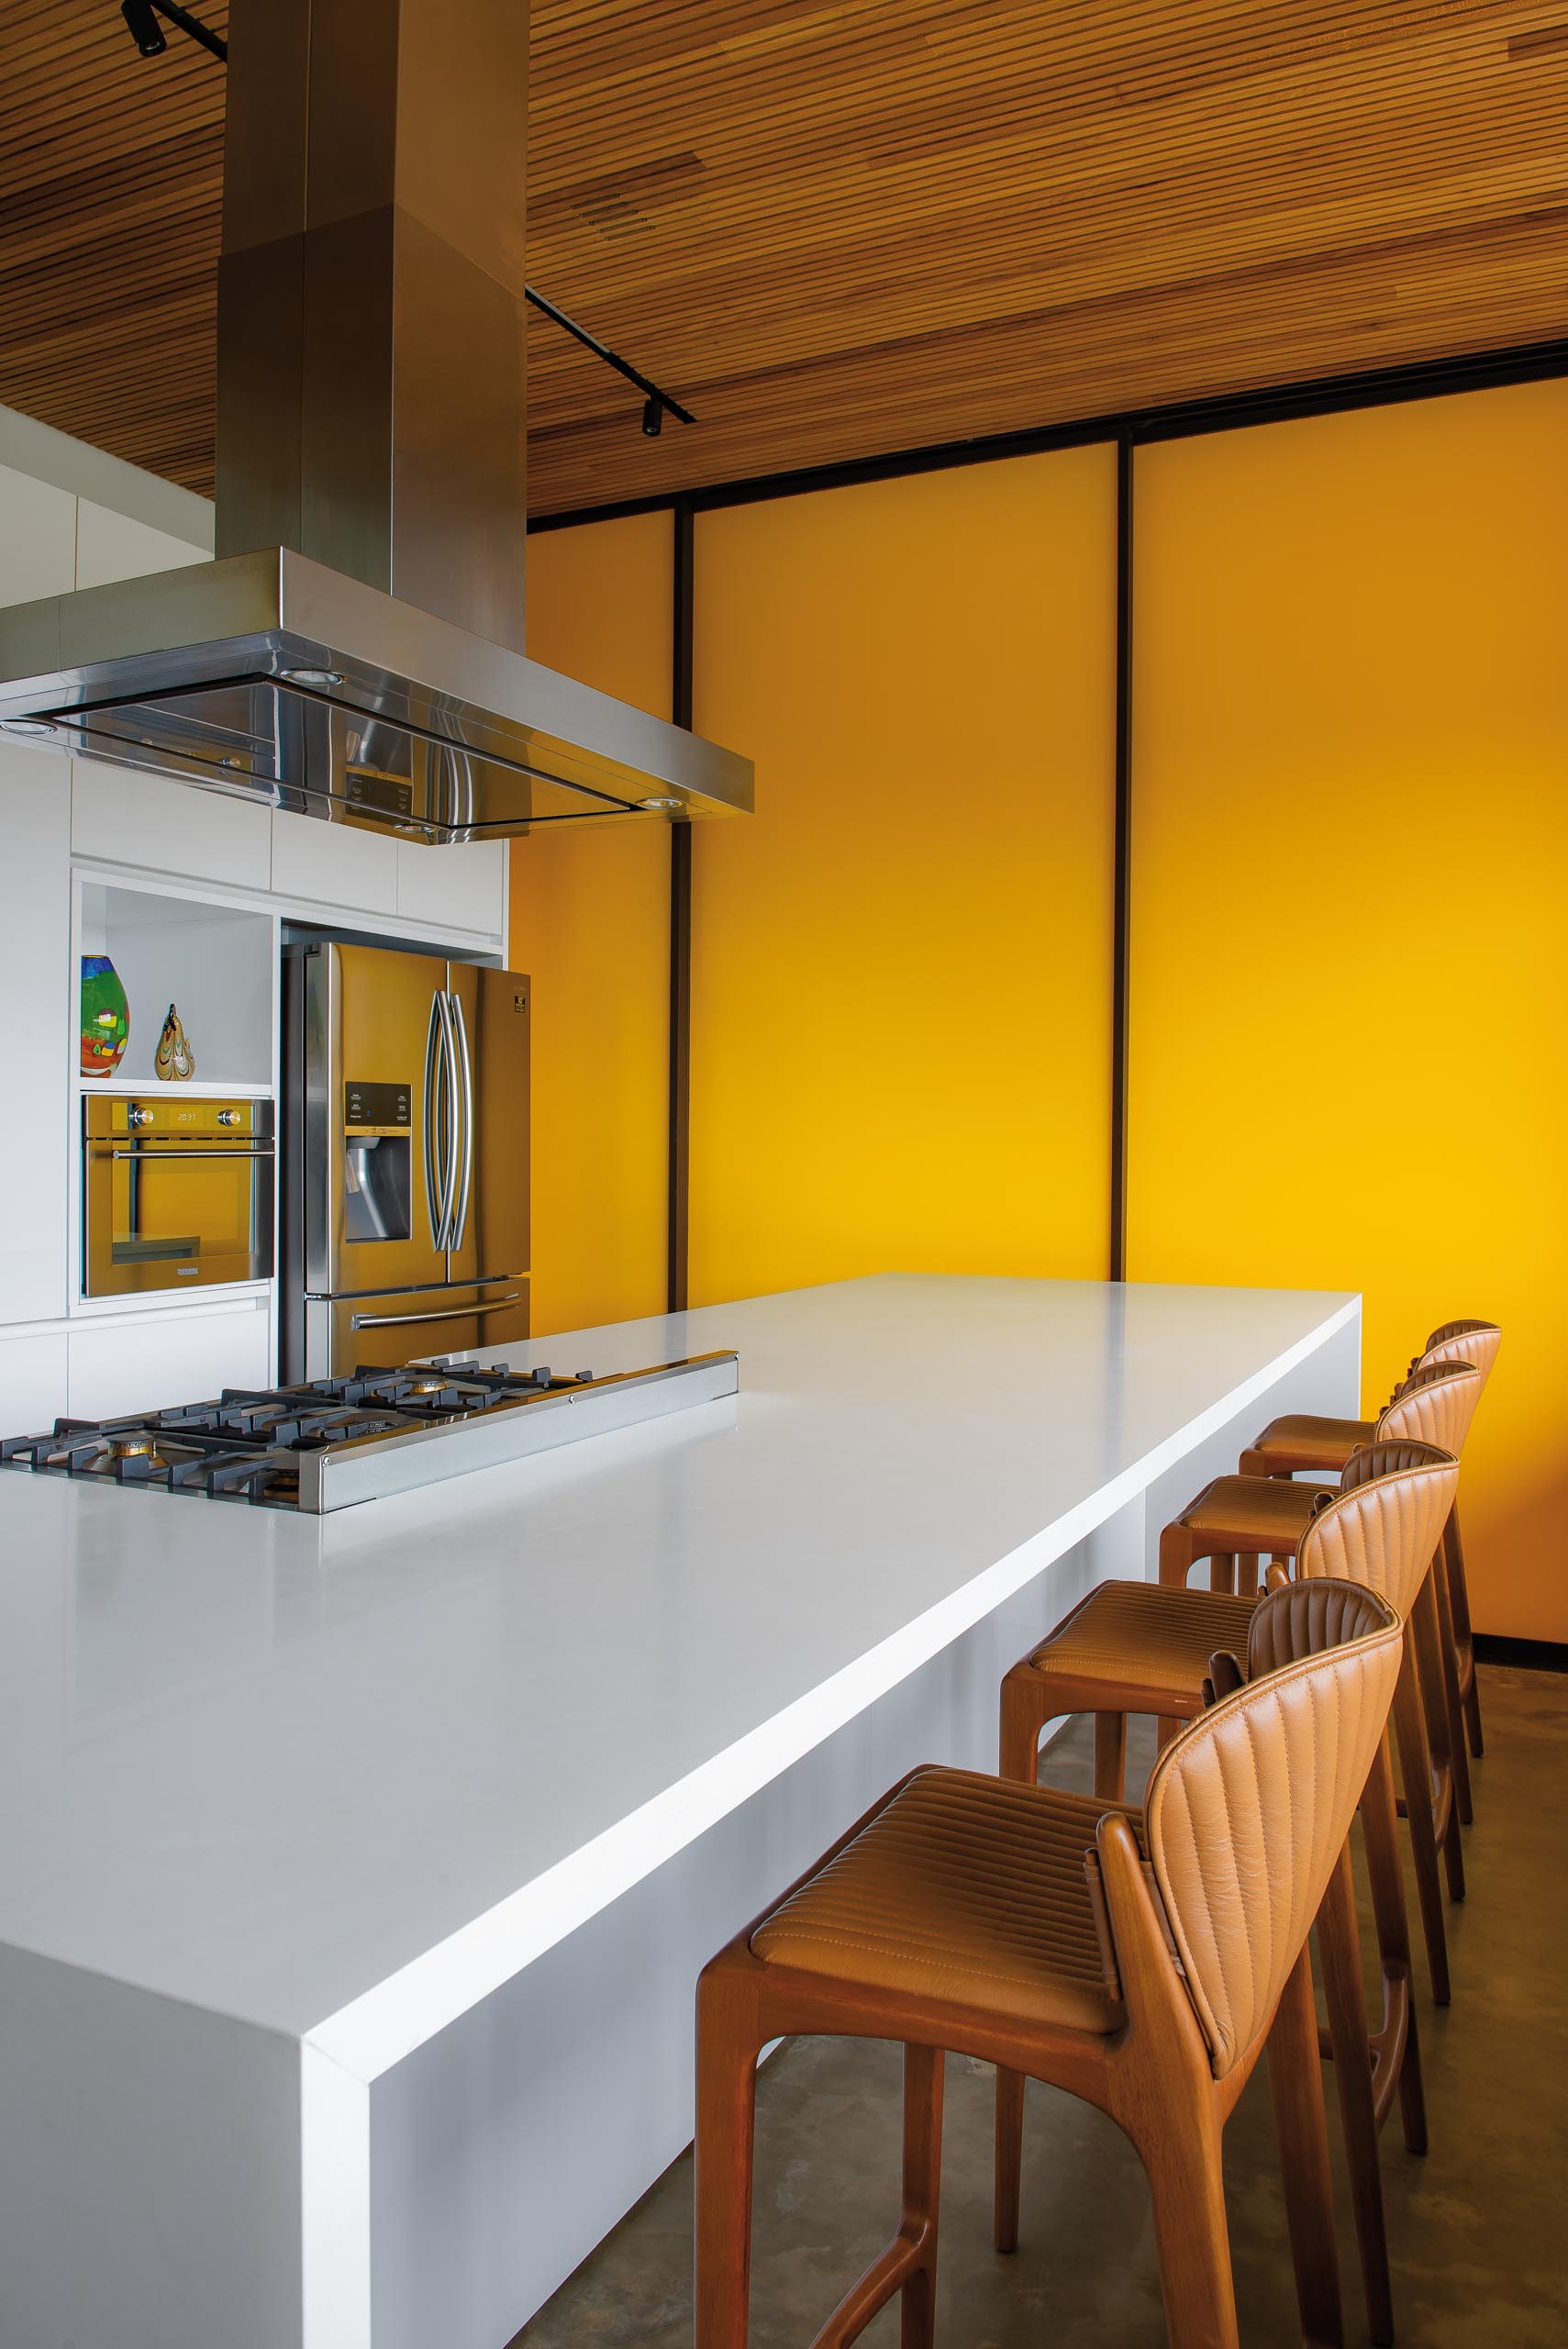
[0,1275,1355,2077]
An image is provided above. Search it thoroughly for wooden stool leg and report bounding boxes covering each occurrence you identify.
[1359,1731,1428,2155]
[998,1666,1049,1787]
[1445,1504,1485,1760]
[695,1965,762,2349]
[1266,1940,1346,2349]
[1095,1710,1128,1802]
[1316,1845,1393,2345]
[1390,1647,1451,2006]
[1412,1575,1467,1901]
[1139,2100,1240,2349]
[1159,1520,1199,1589]
[993,2065,1025,2254]
[899,2043,943,2349]
[1426,1540,1474,1829]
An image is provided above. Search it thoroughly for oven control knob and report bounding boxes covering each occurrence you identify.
[128,1106,153,1127]
[217,1109,241,1127]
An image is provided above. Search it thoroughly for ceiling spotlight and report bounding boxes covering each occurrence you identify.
[118,0,228,62]
[121,0,167,54]
[641,395,663,440]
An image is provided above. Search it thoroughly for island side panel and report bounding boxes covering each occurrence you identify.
[361,1497,1138,2349]
[0,1939,304,2349]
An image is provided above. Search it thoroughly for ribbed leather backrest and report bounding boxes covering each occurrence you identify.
[1144,1614,1404,2079]
[1340,1436,1454,1487]
[1297,1451,1459,1617]
[1244,1575,1396,1681]
[1418,1319,1501,1394]
[1377,1360,1480,1458]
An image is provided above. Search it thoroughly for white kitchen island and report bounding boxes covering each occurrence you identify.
[0,1275,1359,2349]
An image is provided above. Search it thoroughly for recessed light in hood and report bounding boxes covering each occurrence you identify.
[0,0,753,844]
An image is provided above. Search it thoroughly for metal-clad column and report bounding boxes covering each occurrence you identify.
[216,0,528,653]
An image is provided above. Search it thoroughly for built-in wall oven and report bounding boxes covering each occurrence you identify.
[82,1096,275,1297]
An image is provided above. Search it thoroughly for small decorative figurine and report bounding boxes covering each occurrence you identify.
[80,955,129,1076]
[154,1002,195,1083]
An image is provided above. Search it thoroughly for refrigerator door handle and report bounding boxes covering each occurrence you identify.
[449,988,475,1252]
[423,990,448,1250]
[351,1292,521,1330]
[436,988,462,1253]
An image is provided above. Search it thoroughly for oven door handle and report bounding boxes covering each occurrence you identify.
[350,1292,521,1330]
[102,1146,274,1160]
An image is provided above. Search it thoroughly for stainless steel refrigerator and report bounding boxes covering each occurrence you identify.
[282,941,529,1377]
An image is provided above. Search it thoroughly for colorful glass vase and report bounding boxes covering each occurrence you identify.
[80,954,129,1076]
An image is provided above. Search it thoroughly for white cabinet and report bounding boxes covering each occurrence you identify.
[0,462,77,608]
[395,838,506,938]
[0,741,70,1325]
[72,763,272,894]
[67,1303,272,1420]
[0,1330,69,1431]
[272,809,400,917]
[73,500,209,591]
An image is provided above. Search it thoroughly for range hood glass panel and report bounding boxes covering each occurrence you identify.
[49,680,647,839]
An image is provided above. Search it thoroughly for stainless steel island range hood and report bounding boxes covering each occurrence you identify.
[0,0,751,842]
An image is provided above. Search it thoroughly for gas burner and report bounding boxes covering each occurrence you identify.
[84,1435,171,1476]
[1,1352,738,1512]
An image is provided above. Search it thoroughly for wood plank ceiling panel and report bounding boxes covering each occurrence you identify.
[0,1,1563,514]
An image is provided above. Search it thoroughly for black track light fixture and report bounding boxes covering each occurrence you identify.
[641,395,663,439]
[119,0,228,64]
[121,0,165,56]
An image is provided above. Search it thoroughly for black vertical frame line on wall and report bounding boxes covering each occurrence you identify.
[667,497,695,1313]
[1108,436,1134,1282]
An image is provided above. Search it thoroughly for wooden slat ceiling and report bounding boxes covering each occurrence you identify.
[1,2,1564,517]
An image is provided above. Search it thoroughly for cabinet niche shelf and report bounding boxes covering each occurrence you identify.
[76,883,275,1093]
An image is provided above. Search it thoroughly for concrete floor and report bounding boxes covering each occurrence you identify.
[517,1665,1567,2346]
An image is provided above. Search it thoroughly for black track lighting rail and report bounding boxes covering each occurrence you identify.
[116,6,693,440]
[523,288,695,438]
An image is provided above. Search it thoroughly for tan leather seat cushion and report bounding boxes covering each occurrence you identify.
[1245,1415,1373,1473]
[750,1767,1126,2034]
[1179,1472,1334,1546]
[1023,1580,1257,1705]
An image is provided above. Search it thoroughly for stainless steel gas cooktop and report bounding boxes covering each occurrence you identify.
[0,1353,740,1514]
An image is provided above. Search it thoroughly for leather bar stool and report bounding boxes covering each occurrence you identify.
[1204,1586,1420,2349]
[1000,1464,1451,2345]
[1006,1441,1463,2007]
[1241,1351,1488,1826]
[1417,1323,1500,1767]
[695,1603,1405,2349]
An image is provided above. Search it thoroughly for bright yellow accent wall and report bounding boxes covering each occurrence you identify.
[1128,380,1568,1640]
[689,448,1118,1307]
[512,513,673,1335]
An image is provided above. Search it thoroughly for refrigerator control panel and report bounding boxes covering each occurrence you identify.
[345,1080,412,1132]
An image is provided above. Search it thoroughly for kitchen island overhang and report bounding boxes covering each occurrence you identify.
[0,1274,1361,2349]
